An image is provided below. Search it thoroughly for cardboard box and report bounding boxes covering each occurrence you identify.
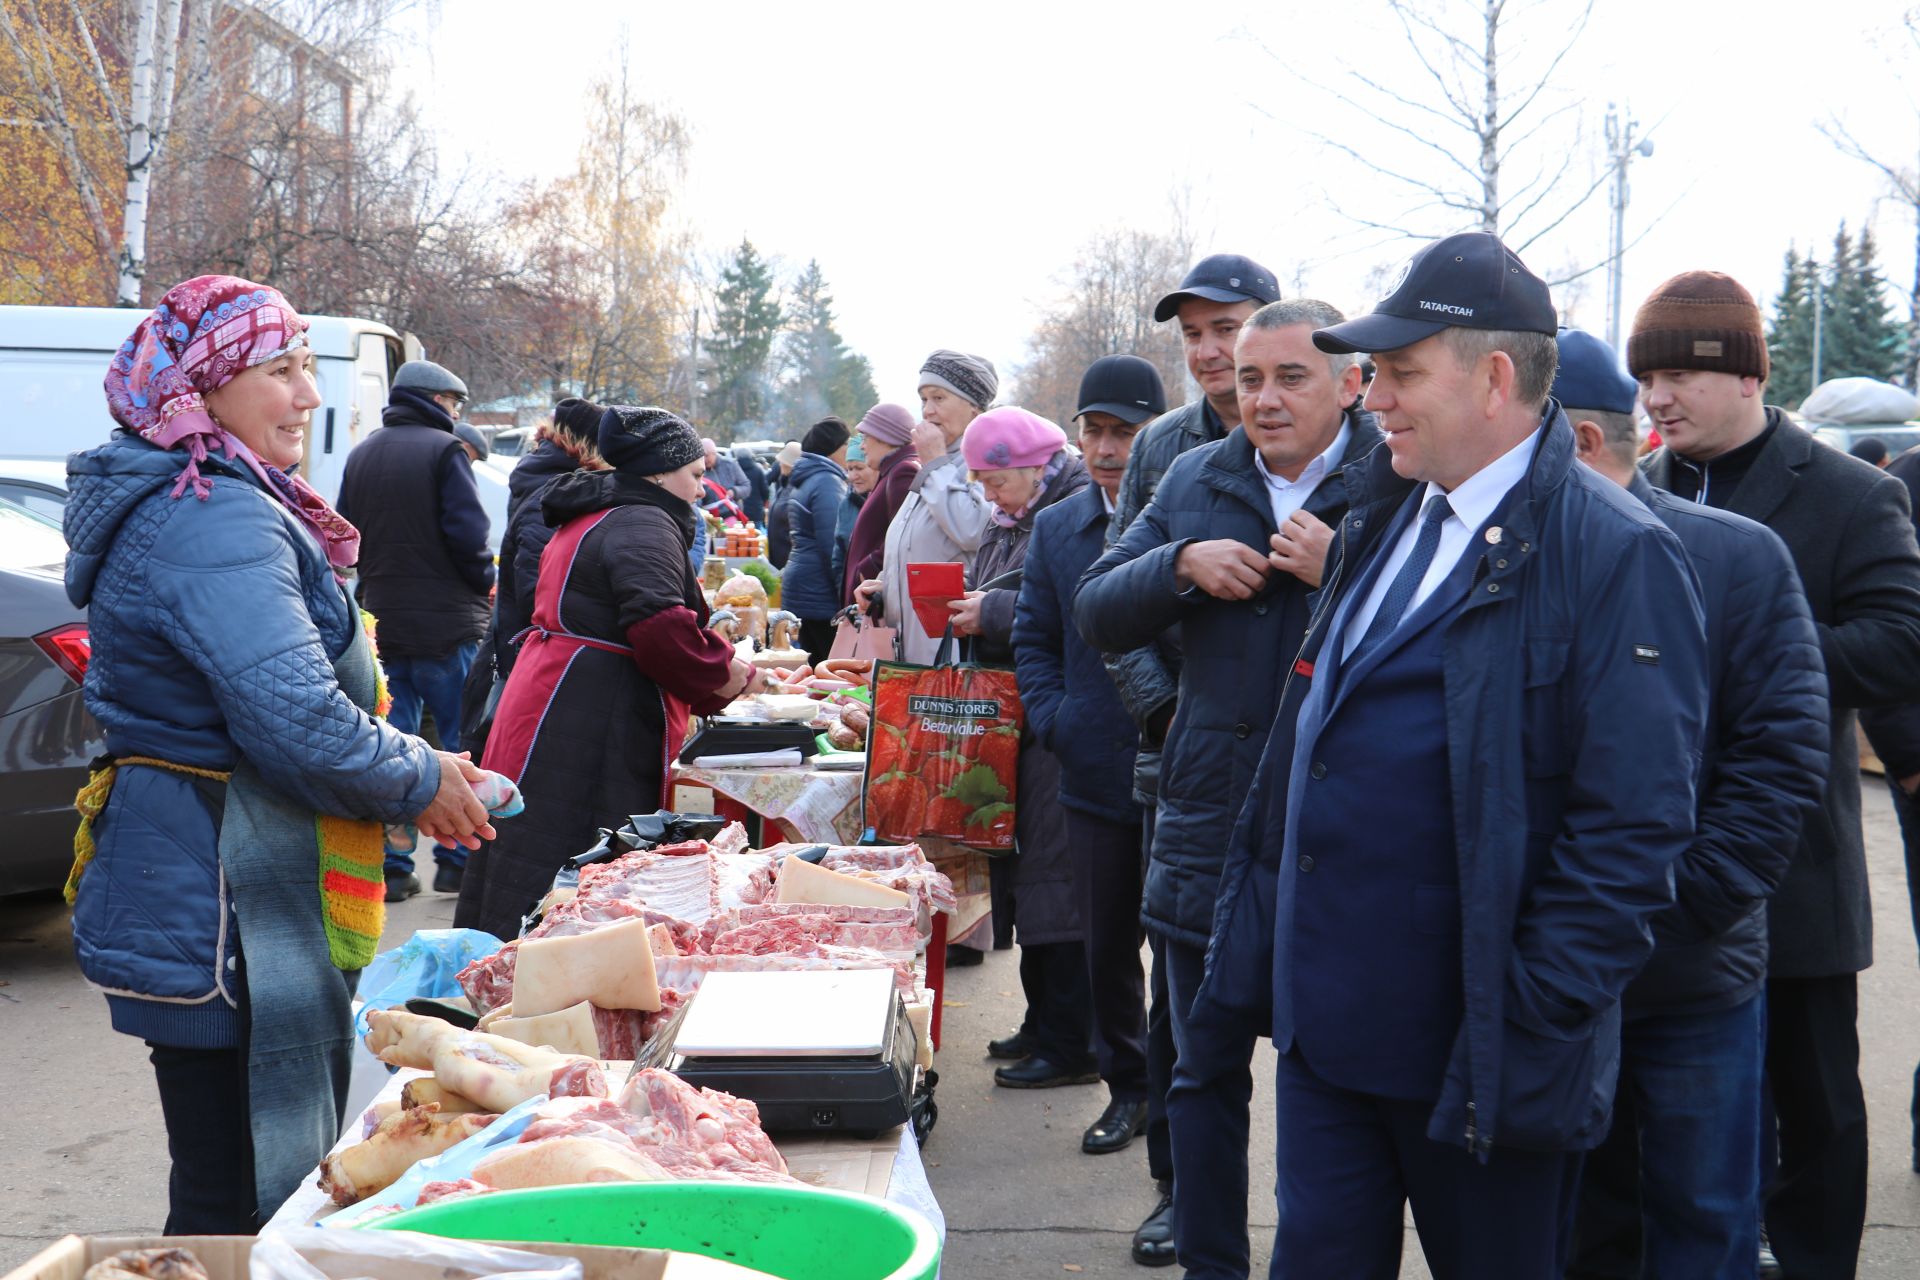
[3,1235,779,1280]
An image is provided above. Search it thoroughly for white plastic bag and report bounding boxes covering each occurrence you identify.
[249,1228,582,1280]
[1801,377,1920,425]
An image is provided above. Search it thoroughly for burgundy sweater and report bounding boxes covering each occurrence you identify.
[844,447,921,600]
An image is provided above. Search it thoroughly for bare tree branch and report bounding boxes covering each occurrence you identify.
[62,0,128,136]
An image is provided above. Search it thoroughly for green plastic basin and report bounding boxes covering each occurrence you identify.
[373,1182,940,1280]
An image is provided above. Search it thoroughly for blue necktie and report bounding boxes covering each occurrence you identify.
[1350,493,1453,666]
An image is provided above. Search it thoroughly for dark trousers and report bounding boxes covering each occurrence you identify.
[1146,931,1175,1185]
[1017,940,1096,1069]
[1882,775,1920,1156]
[386,639,480,873]
[1764,974,1868,1280]
[1163,934,1259,1278]
[1567,994,1765,1280]
[798,616,836,668]
[148,1040,257,1234]
[1271,1048,1579,1279]
[1070,811,1152,1104]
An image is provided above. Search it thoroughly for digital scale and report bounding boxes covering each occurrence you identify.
[638,968,915,1137]
[677,717,820,764]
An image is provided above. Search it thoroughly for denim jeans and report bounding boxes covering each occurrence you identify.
[1569,994,1765,1280]
[384,640,478,873]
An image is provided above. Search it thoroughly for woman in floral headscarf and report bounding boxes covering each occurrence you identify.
[63,275,496,1232]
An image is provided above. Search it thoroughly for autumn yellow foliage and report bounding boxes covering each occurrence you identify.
[0,0,127,304]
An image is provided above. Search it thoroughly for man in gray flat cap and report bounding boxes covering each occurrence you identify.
[338,358,494,901]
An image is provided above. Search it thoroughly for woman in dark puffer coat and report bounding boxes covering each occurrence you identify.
[946,406,1095,1088]
[457,407,762,938]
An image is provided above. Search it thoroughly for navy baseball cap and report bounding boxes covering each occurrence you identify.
[1153,253,1281,323]
[1313,232,1557,355]
[1551,329,1638,415]
[1076,354,1168,425]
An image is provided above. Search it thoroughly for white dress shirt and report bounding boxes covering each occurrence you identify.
[1342,427,1542,658]
[1253,419,1352,530]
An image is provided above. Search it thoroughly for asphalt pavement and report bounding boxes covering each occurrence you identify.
[5,785,1920,1277]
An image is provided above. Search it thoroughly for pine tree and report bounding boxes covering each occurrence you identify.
[1843,225,1906,383]
[1767,246,1817,407]
[706,238,784,437]
[775,259,878,430]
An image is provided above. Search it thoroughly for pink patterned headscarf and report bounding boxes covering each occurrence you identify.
[104,275,360,569]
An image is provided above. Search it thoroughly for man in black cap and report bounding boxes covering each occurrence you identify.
[338,358,493,900]
[1085,253,1279,1266]
[1195,233,1710,1277]
[1013,356,1165,1168]
[1557,328,1829,1280]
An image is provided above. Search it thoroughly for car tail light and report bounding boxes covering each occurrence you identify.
[33,624,90,684]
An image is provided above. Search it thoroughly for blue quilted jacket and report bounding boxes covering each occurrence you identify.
[64,433,438,1048]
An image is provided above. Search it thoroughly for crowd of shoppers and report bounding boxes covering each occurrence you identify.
[65,219,1920,1280]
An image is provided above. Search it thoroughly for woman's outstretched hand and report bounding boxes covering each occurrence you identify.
[415,751,495,850]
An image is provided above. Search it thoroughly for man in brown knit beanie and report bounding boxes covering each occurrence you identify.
[1638,268,1920,1280]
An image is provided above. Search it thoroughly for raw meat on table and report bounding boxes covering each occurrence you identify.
[364,1009,607,1111]
[467,1073,798,1193]
[417,1178,494,1206]
[319,1103,495,1206]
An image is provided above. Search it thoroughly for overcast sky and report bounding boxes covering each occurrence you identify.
[399,0,1920,412]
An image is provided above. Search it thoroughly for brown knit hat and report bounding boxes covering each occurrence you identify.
[1626,271,1769,382]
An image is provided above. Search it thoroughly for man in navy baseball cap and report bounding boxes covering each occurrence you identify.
[1095,256,1280,1266]
[1313,231,1557,356]
[1225,231,1712,1278]
[1152,253,1282,322]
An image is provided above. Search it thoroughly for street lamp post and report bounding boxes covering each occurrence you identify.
[1604,104,1655,352]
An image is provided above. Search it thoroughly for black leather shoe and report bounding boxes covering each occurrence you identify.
[945,944,985,967]
[384,872,421,903]
[987,1029,1035,1060]
[1131,1182,1176,1267]
[1083,1098,1149,1154]
[433,862,464,894]
[994,1055,1101,1089]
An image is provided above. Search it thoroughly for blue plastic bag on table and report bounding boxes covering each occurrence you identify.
[352,929,504,1039]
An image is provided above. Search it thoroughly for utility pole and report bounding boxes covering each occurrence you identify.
[1604,104,1655,352]
[1812,275,1825,397]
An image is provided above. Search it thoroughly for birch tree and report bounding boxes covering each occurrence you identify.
[0,0,199,305]
[116,0,188,304]
[1257,0,1603,253]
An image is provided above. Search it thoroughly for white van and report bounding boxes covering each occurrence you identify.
[0,304,411,504]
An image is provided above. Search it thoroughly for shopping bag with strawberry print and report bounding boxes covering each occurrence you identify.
[862,628,1023,853]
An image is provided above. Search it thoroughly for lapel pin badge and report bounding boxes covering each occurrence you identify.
[1485,526,1503,545]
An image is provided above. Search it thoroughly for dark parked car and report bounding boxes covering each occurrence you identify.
[0,494,100,896]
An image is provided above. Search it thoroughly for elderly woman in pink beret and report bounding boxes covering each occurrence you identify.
[948,407,1101,1089]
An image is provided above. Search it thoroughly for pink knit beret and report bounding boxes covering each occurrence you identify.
[962,406,1068,472]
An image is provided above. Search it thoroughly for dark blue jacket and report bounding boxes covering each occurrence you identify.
[1013,482,1139,824]
[337,388,493,656]
[1201,411,1709,1156]
[1074,408,1380,946]
[64,435,438,1047]
[780,453,850,619]
[1622,473,1829,1017]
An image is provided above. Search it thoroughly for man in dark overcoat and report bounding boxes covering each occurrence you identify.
[1635,270,1920,1280]
[1558,328,1830,1280]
